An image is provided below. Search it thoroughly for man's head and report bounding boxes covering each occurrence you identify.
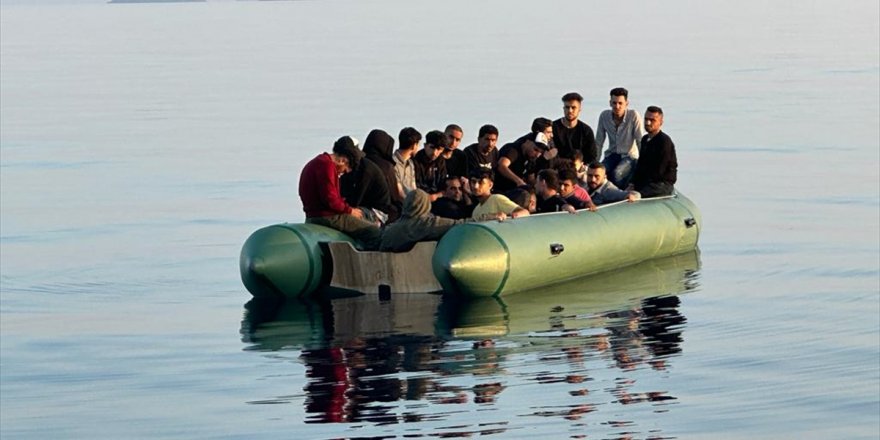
[331,135,363,174]
[609,87,629,118]
[468,169,495,197]
[558,167,579,198]
[561,92,583,122]
[477,124,499,153]
[424,130,450,161]
[398,127,422,153]
[524,132,550,160]
[444,124,464,150]
[531,117,553,141]
[440,175,464,201]
[572,150,585,171]
[644,106,664,136]
[536,169,560,197]
[586,162,608,191]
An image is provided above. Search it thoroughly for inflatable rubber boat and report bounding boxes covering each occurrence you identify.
[240,193,701,298]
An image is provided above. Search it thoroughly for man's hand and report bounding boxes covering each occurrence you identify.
[350,208,365,219]
[586,202,598,212]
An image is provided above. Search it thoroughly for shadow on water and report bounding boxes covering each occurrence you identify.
[240,250,701,436]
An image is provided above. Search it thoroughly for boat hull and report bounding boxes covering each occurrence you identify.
[433,193,701,296]
[239,193,701,298]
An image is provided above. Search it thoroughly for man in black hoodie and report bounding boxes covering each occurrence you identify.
[345,129,401,222]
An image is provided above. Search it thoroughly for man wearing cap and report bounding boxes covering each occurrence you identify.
[596,87,645,188]
[298,136,381,249]
[494,127,551,194]
[413,130,450,202]
[552,92,598,163]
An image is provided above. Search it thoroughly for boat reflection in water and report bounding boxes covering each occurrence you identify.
[241,250,701,435]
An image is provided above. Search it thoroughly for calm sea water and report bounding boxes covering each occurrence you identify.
[2,0,878,439]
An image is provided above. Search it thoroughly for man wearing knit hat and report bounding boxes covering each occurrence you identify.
[299,136,381,249]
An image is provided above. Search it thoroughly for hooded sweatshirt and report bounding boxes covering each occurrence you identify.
[340,149,395,217]
[379,189,466,252]
[361,129,404,210]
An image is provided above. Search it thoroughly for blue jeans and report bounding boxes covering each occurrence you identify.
[602,154,637,188]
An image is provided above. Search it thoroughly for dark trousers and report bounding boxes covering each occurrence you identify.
[636,182,674,198]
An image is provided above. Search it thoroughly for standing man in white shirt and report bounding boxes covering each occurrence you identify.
[596,87,645,188]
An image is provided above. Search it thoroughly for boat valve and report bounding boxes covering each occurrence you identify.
[550,243,565,256]
[684,218,697,228]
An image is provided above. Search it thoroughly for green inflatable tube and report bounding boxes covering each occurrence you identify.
[432,193,701,297]
[239,223,356,299]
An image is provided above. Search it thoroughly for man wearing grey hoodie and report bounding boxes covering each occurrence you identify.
[379,189,467,252]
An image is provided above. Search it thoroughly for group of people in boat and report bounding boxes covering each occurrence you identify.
[298,88,678,251]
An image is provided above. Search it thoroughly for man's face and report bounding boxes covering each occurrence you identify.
[425,144,443,161]
[334,156,351,175]
[586,167,606,191]
[478,133,498,152]
[469,177,493,196]
[445,129,463,150]
[644,111,663,135]
[559,179,577,197]
[610,95,627,118]
[563,100,581,122]
[525,144,543,161]
[443,179,464,201]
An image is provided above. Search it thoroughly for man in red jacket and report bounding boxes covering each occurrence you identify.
[299,136,381,249]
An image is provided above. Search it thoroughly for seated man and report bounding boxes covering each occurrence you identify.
[558,167,597,211]
[394,127,421,198]
[380,189,467,252]
[442,124,468,179]
[299,136,381,249]
[504,187,537,214]
[340,137,397,225]
[463,125,500,177]
[494,130,551,193]
[432,175,475,220]
[586,162,640,205]
[362,128,402,219]
[469,169,530,221]
[534,169,577,214]
[628,106,677,197]
[597,87,645,188]
[413,130,449,201]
